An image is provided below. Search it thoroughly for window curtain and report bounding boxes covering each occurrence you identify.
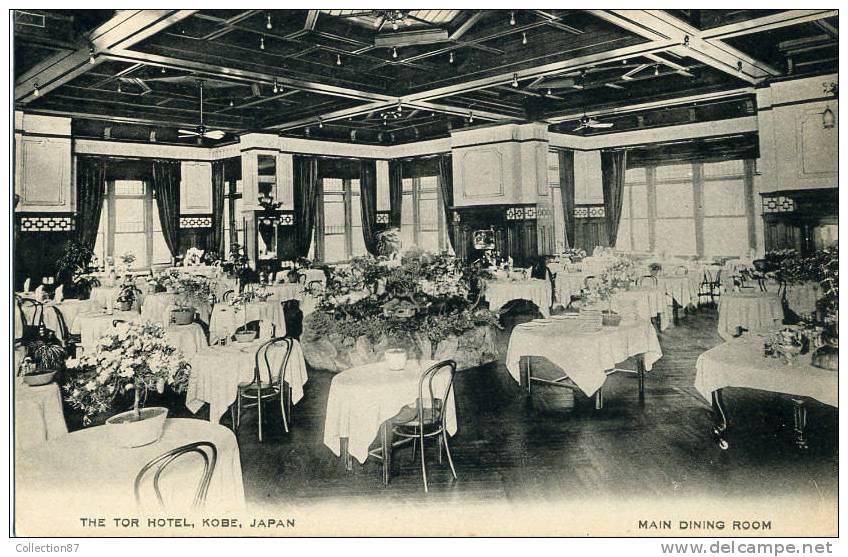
[210,160,225,255]
[75,156,108,252]
[601,150,627,247]
[359,159,379,255]
[437,153,455,248]
[557,149,576,249]
[151,160,181,258]
[293,155,320,257]
[388,159,403,228]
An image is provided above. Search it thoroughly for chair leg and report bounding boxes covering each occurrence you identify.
[410,437,417,463]
[419,432,428,493]
[236,393,242,429]
[442,430,457,480]
[257,388,264,443]
[438,436,443,464]
[229,405,236,431]
[287,384,292,422]
[279,390,289,433]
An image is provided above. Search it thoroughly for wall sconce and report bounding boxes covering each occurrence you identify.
[822,105,836,129]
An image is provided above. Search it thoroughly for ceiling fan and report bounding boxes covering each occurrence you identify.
[178,80,226,143]
[573,114,613,132]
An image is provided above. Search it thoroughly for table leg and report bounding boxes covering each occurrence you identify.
[637,354,646,401]
[341,437,352,470]
[711,389,730,450]
[791,398,809,451]
[594,387,604,410]
[672,300,680,326]
[380,422,392,485]
[520,356,532,396]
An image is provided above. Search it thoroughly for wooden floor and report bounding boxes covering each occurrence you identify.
[72,308,839,506]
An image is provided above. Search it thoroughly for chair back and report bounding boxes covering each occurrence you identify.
[675,265,688,276]
[134,441,218,509]
[306,280,324,296]
[47,305,72,345]
[415,360,457,429]
[222,289,235,302]
[583,275,599,289]
[17,297,45,340]
[637,275,658,287]
[254,336,294,386]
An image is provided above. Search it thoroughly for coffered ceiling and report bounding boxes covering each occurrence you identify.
[14,9,838,146]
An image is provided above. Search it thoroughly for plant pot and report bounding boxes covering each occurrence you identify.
[385,349,408,370]
[602,312,622,327]
[23,370,57,386]
[234,330,257,343]
[117,300,133,311]
[106,407,169,448]
[169,307,195,326]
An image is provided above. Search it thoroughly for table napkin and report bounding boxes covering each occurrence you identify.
[23,278,30,292]
[54,285,64,303]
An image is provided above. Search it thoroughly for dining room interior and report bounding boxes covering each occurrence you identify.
[11,8,839,536]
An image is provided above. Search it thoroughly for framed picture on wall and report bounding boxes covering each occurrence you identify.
[472,229,495,250]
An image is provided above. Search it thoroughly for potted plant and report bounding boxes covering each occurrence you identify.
[119,251,136,271]
[21,338,66,386]
[55,240,100,299]
[116,283,139,311]
[170,274,215,325]
[64,322,191,446]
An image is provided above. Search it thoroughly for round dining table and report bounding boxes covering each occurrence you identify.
[15,379,68,450]
[208,301,286,345]
[15,418,246,535]
[164,323,208,357]
[141,292,212,326]
[323,359,456,467]
[186,339,308,423]
[717,291,784,340]
[70,309,140,348]
[485,278,552,317]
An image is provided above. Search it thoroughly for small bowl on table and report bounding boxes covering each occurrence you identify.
[233,330,258,343]
[23,371,57,386]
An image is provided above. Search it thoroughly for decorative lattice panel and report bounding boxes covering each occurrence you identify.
[179,216,212,228]
[762,196,796,213]
[19,215,74,232]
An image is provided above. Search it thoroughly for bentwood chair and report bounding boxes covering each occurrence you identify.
[235,337,294,442]
[698,267,722,307]
[17,297,46,341]
[45,305,81,356]
[637,275,658,287]
[134,441,218,509]
[387,360,458,493]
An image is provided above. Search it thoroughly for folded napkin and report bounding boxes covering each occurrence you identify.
[54,285,64,303]
[23,278,30,292]
[34,285,44,299]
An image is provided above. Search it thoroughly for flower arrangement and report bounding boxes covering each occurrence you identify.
[763,247,838,325]
[54,240,101,298]
[221,243,249,278]
[561,248,587,263]
[64,322,191,425]
[116,283,139,310]
[23,338,67,374]
[376,227,402,258]
[183,247,205,267]
[308,252,496,349]
[176,274,216,307]
[119,251,136,268]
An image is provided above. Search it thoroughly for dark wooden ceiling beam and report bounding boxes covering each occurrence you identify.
[450,11,487,40]
[16,9,198,103]
[304,10,320,31]
[699,9,838,40]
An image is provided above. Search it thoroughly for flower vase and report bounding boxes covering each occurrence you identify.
[106,407,169,448]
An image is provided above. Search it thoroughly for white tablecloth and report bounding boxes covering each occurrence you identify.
[208,301,286,345]
[611,286,672,330]
[580,256,617,276]
[657,275,696,308]
[70,309,140,348]
[784,282,821,316]
[140,292,212,326]
[485,279,552,317]
[694,336,837,408]
[15,418,245,533]
[717,292,784,340]
[186,339,309,423]
[324,359,457,464]
[505,318,663,397]
[554,271,590,305]
[260,283,305,302]
[15,381,68,451]
[86,286,122,311]
[164,323,208,357]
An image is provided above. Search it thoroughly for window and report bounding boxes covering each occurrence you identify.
[399,175,450,253]
[93,180,171,268]
[317,178,368,263]
[616,168,650,252]
[612,160,754,258]
[222,179,245,255]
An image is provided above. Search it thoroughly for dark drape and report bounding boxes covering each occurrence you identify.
[210,160,226,256]
[557,150,576,249]
[437,153,455,248]
[359,159,379,255]
[293,155,320,257]
[601,150,627,247]
[75,156,108,252]
[388,159,403,228]
[151,160,181,258]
